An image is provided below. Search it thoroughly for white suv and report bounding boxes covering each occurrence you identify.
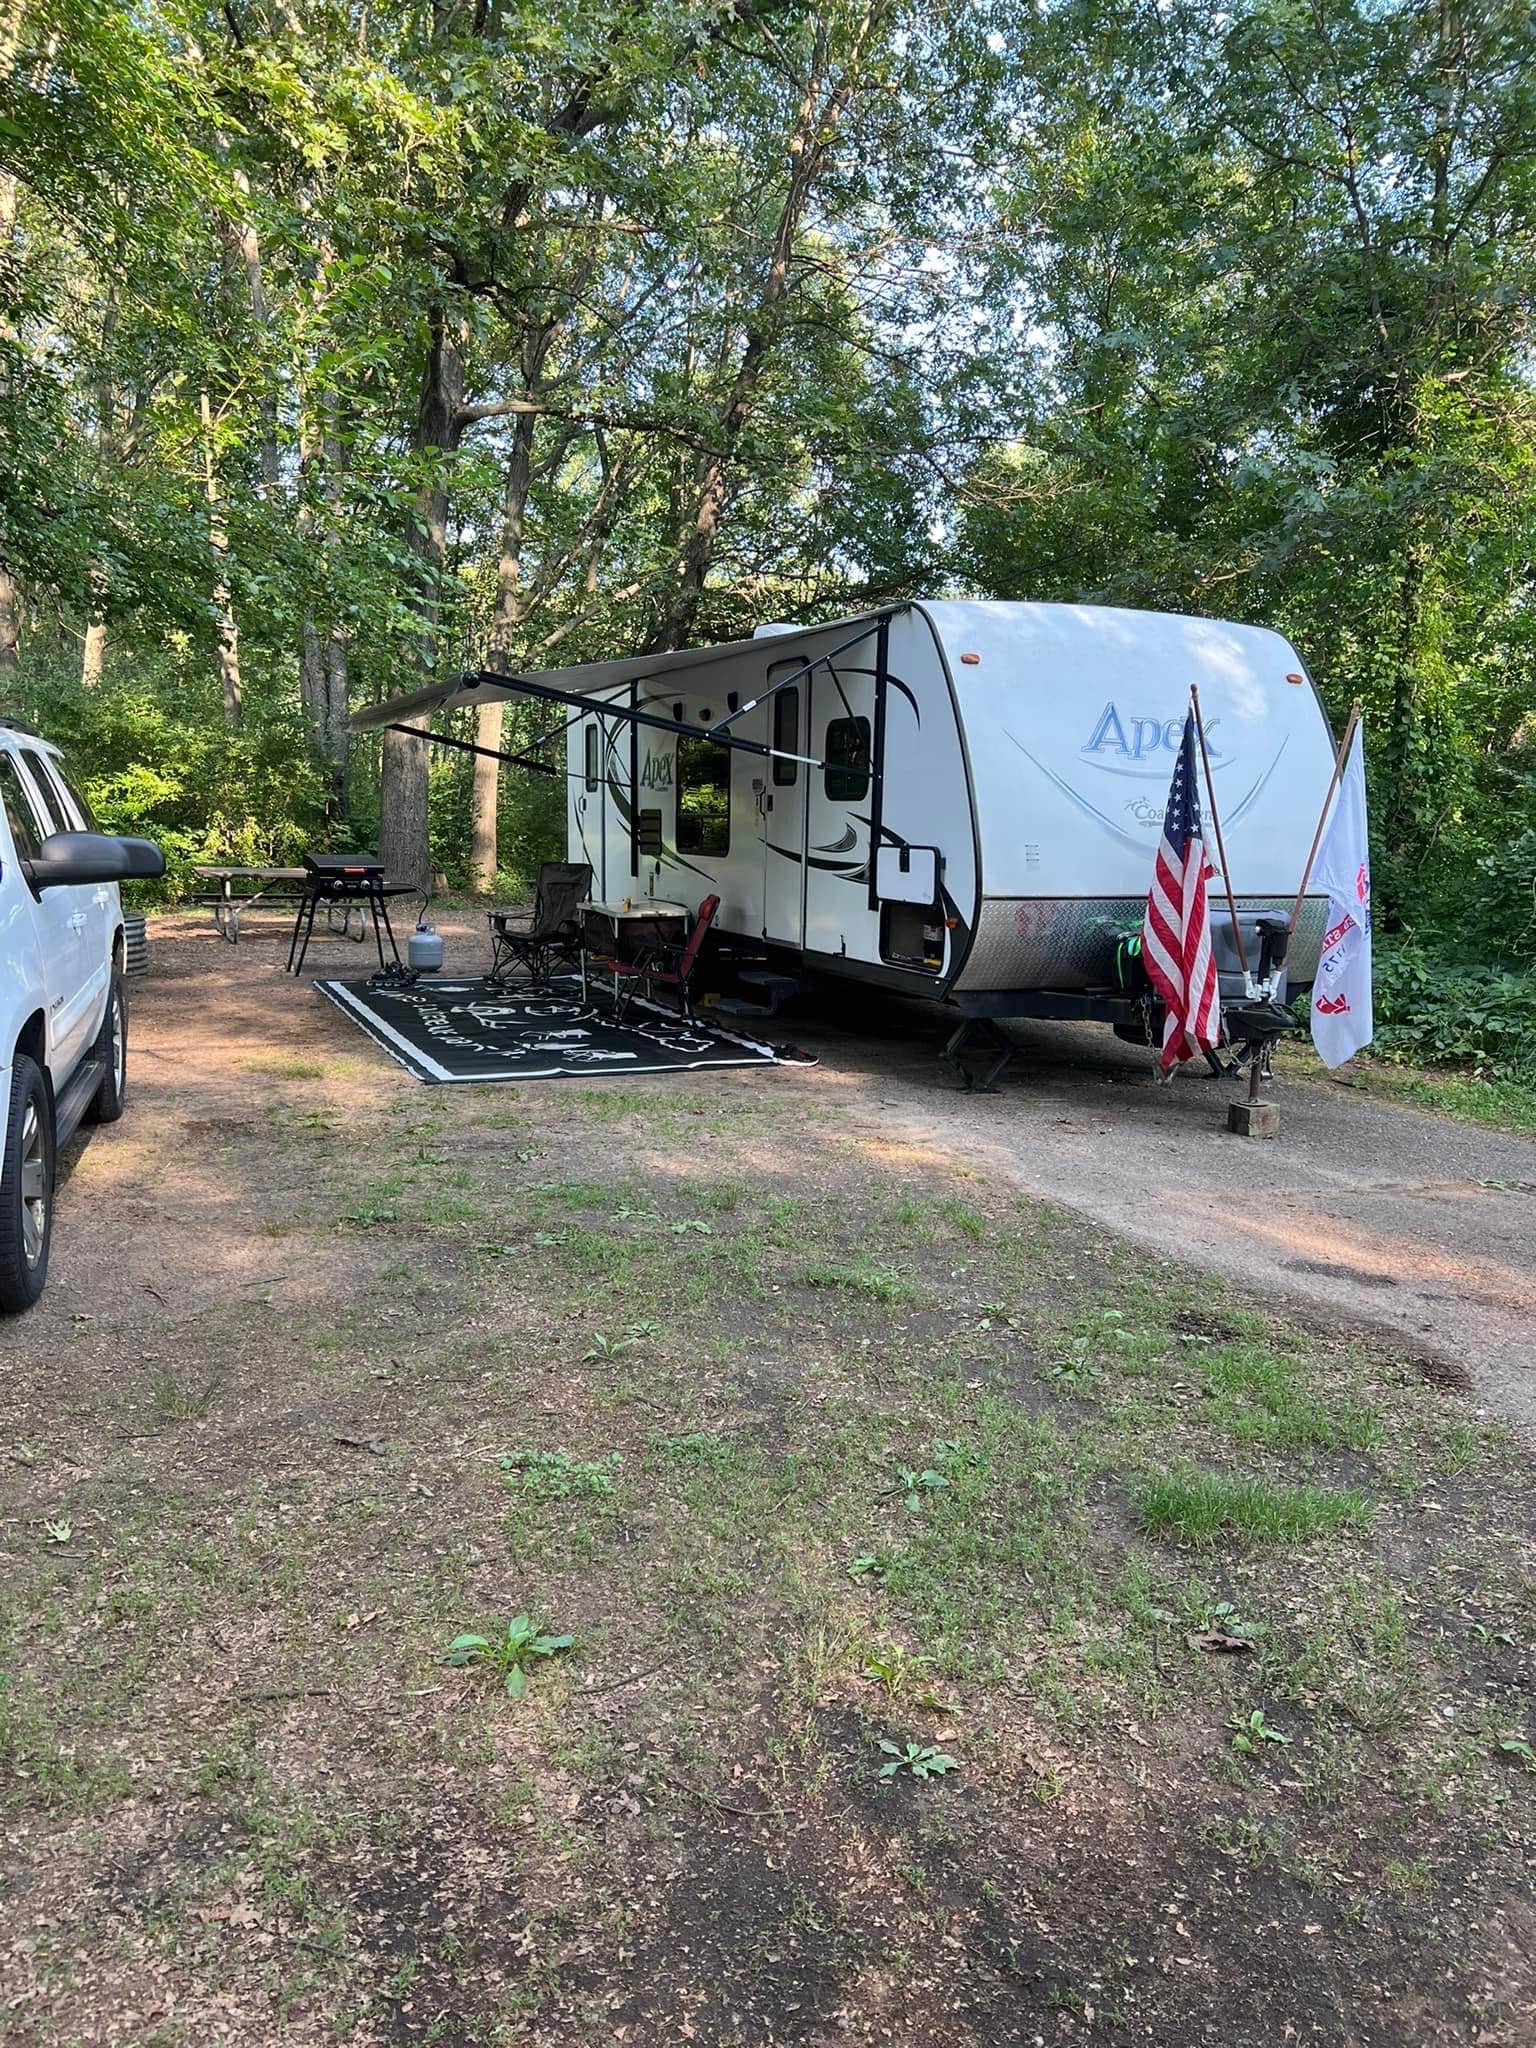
[0,720,163,1310]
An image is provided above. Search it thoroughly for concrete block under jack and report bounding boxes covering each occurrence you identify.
[1227,1099,1281,1138]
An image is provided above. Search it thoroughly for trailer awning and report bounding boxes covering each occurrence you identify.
[351,606,904,895]
[350,608,901,733]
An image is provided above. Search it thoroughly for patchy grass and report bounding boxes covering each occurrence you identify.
[1135,1472,1370,1546]
[1281,1043,1536,1136]
[2,936,1533,2046]
[802,1256,923,1303]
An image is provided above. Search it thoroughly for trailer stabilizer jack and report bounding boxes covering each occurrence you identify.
[941,1018,1012,1094]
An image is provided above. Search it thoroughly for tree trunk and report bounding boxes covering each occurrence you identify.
[0,566,17,680]
[647,12,876,652]
[81,285,117,686]
[221,156,281,499]
[322,627,349,816]
[81,614,107,687]
[299,374,350,817]
[379,309,465,890]
[470,403,541,893]
[199,388,243,728]
[319,393,351,815]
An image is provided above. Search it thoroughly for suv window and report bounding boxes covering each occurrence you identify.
[0,754,45,861]
[16,750,62,835]
[33,752,94,831]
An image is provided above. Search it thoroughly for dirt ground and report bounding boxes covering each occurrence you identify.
[1,910,1533,2047]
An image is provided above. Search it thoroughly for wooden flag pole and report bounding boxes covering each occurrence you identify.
[1189,683,1246,976]
[1285,700,1362,938]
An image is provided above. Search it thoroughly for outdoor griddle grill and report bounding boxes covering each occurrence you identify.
[286,852,412,976]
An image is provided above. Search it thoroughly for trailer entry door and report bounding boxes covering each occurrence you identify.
[760,661,806,948]
[803,661,880,963]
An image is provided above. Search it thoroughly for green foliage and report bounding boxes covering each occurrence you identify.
[1227,1709,1290,1756]
[4,0,1533,974]
[500,1450,622,1501]
[861,1643,948,1711]
[580,1322,658,1363]
[435,1615,575,1700]
[875,1739,959,1783]
[804,1259,920,1303]
[847,1548,912,1586]
[18,667,328,895]
[961,0,1536,954]
[1373,945,1536,1083]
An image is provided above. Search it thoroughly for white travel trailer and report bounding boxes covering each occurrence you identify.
[358,600,1340,1038]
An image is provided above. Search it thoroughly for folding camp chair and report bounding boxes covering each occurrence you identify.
[610,894,720,1025]
[487,861,592,983]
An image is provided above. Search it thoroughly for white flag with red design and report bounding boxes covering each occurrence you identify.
[1310,723,1373,1068]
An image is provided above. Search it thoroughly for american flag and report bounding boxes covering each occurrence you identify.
[1142,712,1220,1072]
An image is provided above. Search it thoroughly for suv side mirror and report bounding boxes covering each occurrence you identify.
[23,831,166,890]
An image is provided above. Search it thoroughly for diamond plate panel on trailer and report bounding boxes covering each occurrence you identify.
[951,896,1328,993]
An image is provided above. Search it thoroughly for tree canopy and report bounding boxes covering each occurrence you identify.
[2,0,1533,973]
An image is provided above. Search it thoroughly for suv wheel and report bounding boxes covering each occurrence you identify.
[0,1054,54,1312]
[85,967,128,1124]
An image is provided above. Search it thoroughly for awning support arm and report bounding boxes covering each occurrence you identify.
[384,664,853,777]
[384,723,560,777]
[702,615,893,739]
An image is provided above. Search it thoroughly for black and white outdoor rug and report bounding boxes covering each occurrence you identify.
[315,976,814,1085]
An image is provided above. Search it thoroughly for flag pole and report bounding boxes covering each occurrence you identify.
[1285,700,1362,938]
[1188,683,1246,976]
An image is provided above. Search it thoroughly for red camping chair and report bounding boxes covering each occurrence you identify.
[612,895,720,1025]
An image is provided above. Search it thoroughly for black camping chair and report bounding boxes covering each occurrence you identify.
[487,861,592,984]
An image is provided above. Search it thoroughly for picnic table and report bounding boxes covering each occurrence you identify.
[194,865,308,944]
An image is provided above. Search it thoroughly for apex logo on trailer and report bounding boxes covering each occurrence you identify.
[638,750,673,789]
[1082,703,1222,761]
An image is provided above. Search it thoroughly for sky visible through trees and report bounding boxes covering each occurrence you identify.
[2,0,1533,994]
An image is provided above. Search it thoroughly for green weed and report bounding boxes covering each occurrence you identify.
[1227,1708,1291,1755]
[500,1450,622,1501]
[435,1615,576,1701]
[876,1739,958,1783]
[804,1259,920,1304]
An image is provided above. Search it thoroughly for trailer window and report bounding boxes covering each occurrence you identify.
[583,722,599,793]
[772,686,799,787]
[823,716,871,802]
[676,735,731,856]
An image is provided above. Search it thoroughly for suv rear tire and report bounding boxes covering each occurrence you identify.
[0,1054,54,1312]
[85,966,127,1125]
